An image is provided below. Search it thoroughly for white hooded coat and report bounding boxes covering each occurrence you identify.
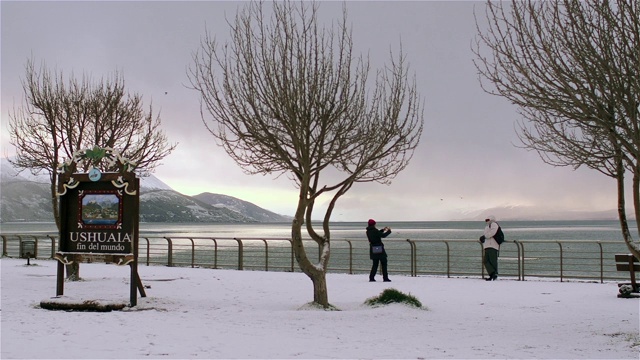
[483,215,500,250]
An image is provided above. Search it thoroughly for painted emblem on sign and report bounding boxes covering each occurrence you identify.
[88,168,102,182]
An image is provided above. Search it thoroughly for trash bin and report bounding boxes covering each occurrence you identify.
[21,240,36,262]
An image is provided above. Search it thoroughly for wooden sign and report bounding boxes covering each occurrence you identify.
[55,147,145,306]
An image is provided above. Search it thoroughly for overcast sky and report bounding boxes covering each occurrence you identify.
[1,1,619,221]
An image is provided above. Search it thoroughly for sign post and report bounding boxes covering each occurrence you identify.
[55,147,145,306]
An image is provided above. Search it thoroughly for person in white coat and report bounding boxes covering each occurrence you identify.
[479,215,500,281]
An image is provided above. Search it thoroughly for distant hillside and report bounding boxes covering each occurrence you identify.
[0,158,290,223]
[193,192,290,222]
[140,189,251,223]
[1,181,53,222]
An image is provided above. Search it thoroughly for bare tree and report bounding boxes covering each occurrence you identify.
[473,0,640,258]
[8,59,177,278]
[188,1,424,307]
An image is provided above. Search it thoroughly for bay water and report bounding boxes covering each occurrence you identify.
[0,219,632,242]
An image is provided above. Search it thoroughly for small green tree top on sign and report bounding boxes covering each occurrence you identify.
[59,146,137,176]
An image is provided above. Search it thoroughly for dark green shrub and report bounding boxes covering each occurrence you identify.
[364,288,424,309]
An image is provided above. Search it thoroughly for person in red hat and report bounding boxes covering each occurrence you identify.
[366,219,392,282]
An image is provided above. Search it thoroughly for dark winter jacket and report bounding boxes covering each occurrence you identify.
[366,225,391,260]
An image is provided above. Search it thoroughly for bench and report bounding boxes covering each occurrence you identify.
[615,253,640,297]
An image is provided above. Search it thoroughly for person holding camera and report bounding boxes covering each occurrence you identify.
[366,219,392,282]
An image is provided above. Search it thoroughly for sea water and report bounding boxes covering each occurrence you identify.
[0,219,632,242]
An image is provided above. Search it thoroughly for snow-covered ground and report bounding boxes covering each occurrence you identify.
[1,257,638,359]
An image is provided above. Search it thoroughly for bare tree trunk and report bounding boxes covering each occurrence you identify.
[634,168,640,239]
[50,172,80,279]
[616,172,632,247]
[629,168,640,258]
[311,273,328,306]
[50,183,60,231]
[291,204,330,308]
[65,263,80,281]
[615,153,640,259]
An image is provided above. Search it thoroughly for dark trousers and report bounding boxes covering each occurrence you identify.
[370,258,389,280]
[484,248,499,276]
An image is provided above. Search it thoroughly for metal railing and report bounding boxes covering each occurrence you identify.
[0,234,633,282]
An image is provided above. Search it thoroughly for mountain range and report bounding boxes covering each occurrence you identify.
[0,158,290,223]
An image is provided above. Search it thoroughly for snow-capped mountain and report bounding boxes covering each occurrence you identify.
[0,158,289,223]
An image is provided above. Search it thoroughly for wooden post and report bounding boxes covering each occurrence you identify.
[56,260,64,296]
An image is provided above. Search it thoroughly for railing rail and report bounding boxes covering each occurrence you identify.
[0,234,633,282]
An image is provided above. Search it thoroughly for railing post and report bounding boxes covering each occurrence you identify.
[31,235,39,259]
[1,235,7,257]
[445,241,452,278]
[345,240,353,274]
[597,241,604,284]
[521,242,527,281]
[48,235,60,259]
[189,238,195,268]
[558,241,564,282]
[17,235,23,258]
[479,241,484,279]
[165,237,173,266]
[514,240,522,281]
[406,239,416,277]
[143,238,150,266]
[262,239,268,271]
[211,238,218,269]
[234,238,244,270]
[289,239,295,272]
[413,240,417,277]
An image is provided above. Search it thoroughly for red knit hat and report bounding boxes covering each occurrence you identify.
[368,219,376,226]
